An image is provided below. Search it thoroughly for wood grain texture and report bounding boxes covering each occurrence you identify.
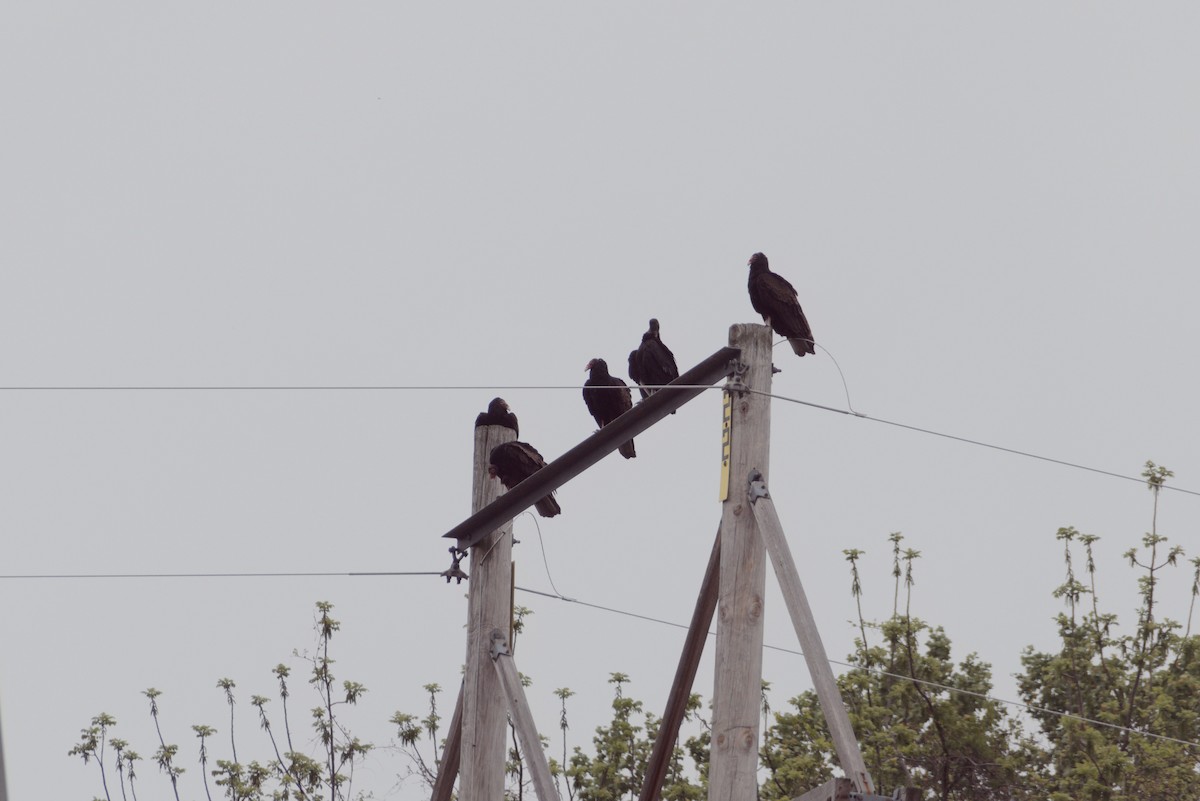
[492,631,560,801]
[750,491,874,795]
[459,424,517,801]
[708,323,773,801]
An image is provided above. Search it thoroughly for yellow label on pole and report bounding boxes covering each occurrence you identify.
[719,390,732,501]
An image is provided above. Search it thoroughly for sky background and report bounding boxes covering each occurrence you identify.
[3,4,1199,799]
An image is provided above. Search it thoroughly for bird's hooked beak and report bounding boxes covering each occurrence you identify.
[487,465,498,478]
[585,359,596,372]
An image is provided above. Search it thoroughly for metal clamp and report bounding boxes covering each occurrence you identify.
[441,547,469,584]
[489,629,510,660]
[725,358,750,396]
[747,469,770,504]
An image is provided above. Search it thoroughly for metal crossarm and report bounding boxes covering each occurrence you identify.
[442,345,740,552]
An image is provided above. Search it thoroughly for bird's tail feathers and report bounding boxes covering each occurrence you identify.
[535,494,561,518]
[789,337,815,356]
[619,440,637,459]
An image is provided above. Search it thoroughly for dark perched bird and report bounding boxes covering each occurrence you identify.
[747,252,815,356]
[474,397,519,436]
[488,440,561,517]
[583,358,636,458]
[628,318,679,407]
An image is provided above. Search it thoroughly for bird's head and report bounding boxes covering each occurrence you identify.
[585,358,608,374]
[488,397,509,415]
[648,318,660,334]
[487,465,498,479]
[748,252,768,270]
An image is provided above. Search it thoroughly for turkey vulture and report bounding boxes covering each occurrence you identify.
[747,252,815,356]
[474,397,518,436]
[488,440,561,517]
[628,318,679,407]
[583,358,636,458]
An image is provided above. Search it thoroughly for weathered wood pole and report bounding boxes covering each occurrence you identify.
[707,323,773,801]
[459,422,517,801]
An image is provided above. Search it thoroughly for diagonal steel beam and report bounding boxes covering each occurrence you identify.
[441,346,741,552]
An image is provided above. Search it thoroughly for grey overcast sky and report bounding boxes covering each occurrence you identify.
[3,4,1199,799]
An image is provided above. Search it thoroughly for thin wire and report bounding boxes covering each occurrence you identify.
[475,522,512,567]
[521,511,569,599]
[0,571,442,579]
[513,585,1200,752]
[3,381,1196,497]
[813,342,858,414]
[2,565,1194,751]
[750,387,1200,499]
[0,384,716,392]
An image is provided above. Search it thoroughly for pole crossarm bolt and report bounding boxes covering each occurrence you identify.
[489,629,510,661]
[747,469,770,504]
[726,358,751,396]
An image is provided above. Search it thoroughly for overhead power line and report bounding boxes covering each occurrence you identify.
[748,388,1200,498]
[4,567,1196,752]
[513,586,1200,753]
[0,571,441,580]
[2,382,1195,498]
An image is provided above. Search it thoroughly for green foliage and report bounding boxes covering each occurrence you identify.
[563,673,704,801]
[71,602,372,801]
[73,461,1200,800]
[761,614,1042,800]
[1016,466,1200,800]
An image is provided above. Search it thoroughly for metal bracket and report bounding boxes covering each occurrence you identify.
[441,547,469,584]
[725,358,750,396]
[747,469,770,504]
[489,629,510,660]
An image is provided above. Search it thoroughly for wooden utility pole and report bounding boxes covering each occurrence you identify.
[459,422,517,801]
[708,323,773,801]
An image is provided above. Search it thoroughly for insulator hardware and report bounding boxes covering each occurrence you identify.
[725,358,750,396]
[441,546,469,584]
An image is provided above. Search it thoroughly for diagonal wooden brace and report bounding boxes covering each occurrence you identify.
[490,629,561,801]
[638,524,722,801]
[430,684,464,801]
[746,471,876,795]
